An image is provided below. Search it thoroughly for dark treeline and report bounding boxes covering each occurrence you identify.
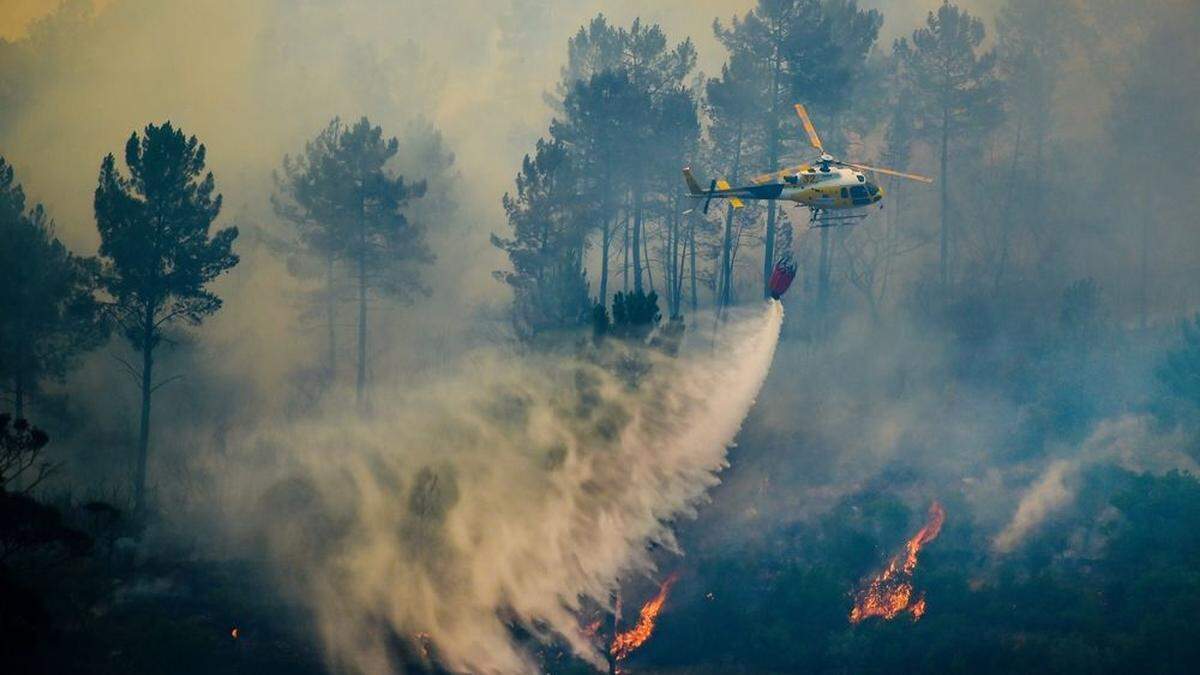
[0,0,1198,673]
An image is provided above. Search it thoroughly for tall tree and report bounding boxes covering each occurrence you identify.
[272,119,347,384]
[492,139,591,341]
[555,14,625,108]
[553,70,649,306]
[991,0,1078,289]
[706,52,763,308]
[648,86,701,318]
[1109,3,1200,327]
[0,157,106,420]
[616,20,697,300]
[274,118,440,394]
[552,15,697,305]
[895,1,999,290]
[326,118,431,408]
[94,122,239,514]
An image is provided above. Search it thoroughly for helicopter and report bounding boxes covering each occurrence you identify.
[683,104,933,227]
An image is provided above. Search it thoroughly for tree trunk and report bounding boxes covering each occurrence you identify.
[606,179,617,302]
[356,249,367,409]
[642,224,654,294]
[134,317,154,515]
[633,188,644,295]
[355,185,368,410]
[671,217,681,316]
[939,107,950,290]
[763,55,782,299]
[600,218,611,308]
[720,125,745,308]
[672,210,681,314]
[326,253,337,384]
[994,120,1023,293]
[663,212,675,316]
[720,206,734,307]
[689,215,698,313]
[13,372,24,420]
[621,208,629,293]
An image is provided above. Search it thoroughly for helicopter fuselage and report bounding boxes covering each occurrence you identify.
[778,166,884,210]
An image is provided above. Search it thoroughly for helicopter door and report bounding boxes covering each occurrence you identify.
[849,184,872,206]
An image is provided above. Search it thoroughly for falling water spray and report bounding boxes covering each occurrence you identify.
[218,302,784,673]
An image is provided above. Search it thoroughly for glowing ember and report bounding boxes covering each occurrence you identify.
[581,619,602,640]
[230,627,239,639]
[610,573,678,661]
[849,501,945,624]
[414,631,432,659]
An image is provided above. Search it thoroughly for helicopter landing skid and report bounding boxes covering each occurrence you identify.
[808,210,869,228]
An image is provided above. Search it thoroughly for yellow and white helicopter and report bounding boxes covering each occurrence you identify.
[684,104,933,226]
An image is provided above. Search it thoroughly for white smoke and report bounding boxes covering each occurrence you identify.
[992,459,1074,554]
[993,416,1199,554]
[212,302,782,674]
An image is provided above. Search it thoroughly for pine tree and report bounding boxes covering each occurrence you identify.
[94,122,238,514]
[895,1,999,290]
[0,157,106,420]
[272,119,348,383]
[492,139,591,342]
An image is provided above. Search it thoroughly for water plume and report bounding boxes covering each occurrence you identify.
[221,302,782,673]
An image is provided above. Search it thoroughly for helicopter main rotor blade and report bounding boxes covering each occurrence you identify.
[751,162,811,184]
[841,161,934,184]
[794,104,824,153]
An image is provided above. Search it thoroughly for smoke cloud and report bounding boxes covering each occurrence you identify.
[3,1,1199,670]
[205,303,781,673]
[993,416,1199,553]
[992,459,1074,554]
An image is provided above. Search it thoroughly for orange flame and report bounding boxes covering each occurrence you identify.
[610,573,678,661]
[849,501,944,624]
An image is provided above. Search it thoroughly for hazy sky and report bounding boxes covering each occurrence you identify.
[0,0,990,256]
[0,0,108,40]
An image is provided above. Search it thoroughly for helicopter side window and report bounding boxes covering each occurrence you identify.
[858,175,866,182]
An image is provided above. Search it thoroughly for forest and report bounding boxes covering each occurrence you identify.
[1,0,1199,673]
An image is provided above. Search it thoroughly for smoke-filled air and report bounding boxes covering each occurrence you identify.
[1,1,1199,674]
